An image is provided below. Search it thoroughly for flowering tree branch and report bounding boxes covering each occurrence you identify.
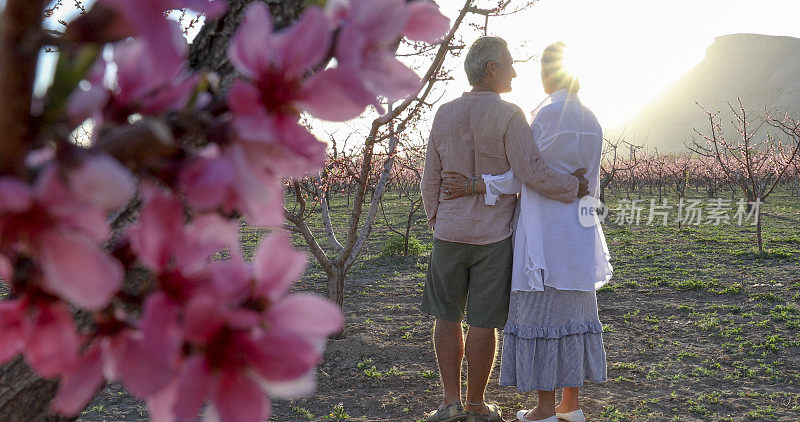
[340,0,473,270]
[0,0,454,420]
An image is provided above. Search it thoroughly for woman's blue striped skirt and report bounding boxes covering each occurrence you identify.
[499,285,608,391]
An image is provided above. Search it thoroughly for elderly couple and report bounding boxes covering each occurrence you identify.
[420,38,613,422]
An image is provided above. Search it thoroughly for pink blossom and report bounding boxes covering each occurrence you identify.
[152,326,317,421]
[67,154,136,212]
[179,144,287,227]
[179,150,238,212]
[218,1,441,227]
[252,231,308,300]
[168,355,213,420]
[66,88,108,128]
[51,343,105,416]
[211,369,271,422]
[404,1,451,43]
[50,293,182,416]
[150,359,273,422]
[24,302,81,377]
[67,23,198,126]
[181,294,228,343]
[174,214,238,274]
[0,1,441,420]
[141,233,342,421]
[98,0,225,68]
[226,3,352,175]
[0,300,80,379]
[39,230,123,311]
[0,178,34,213]
[112,31,194,114]
[0,300,27,363]
[0,300,107,416]
[35,166,110,243]
[129,184,237,274]
[0,168,123,310]
[332,0,449,101]
[265,293,344,344]
[128,185,184,272]
[115,293,182,397]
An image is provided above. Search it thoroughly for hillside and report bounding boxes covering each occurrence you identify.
[618,33,800,151]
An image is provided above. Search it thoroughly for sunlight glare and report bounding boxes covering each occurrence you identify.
[560,43,587,82]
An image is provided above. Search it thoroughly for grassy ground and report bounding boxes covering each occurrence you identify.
[265,189,800,421]
[3,188,799,421]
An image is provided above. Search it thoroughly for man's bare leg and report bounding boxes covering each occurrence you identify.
[556,387,581,413]
[434,318,465,408]
[464,326,497,414]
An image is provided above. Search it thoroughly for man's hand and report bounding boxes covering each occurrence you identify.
[441,173,469,200]
[572,168,589,198]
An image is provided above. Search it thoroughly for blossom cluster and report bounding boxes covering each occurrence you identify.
[0,0,449,420]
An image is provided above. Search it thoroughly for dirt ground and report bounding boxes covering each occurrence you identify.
[267,193,800,421]
[4,192,799,421]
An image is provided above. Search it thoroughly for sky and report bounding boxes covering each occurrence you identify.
[22,0,800,131]
[435,0,800,128]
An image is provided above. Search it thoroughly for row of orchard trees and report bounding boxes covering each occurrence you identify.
[600,101,800,253]
[599,146,800,202]
[305,102,800,207]
[605,101,800,202]
[306,136,800,203]
[308,135,800,256]
[300,100,800,258]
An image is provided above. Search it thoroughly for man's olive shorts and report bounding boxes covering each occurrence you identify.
[421,236,513,329]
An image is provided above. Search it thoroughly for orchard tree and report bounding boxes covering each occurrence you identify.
[380,136,426,256]
[658,154,695,228]
[696,155,726,198]
[688,100,800,253]
[0,0,448,420]
[599,134,641,203]
[787,151,800,196]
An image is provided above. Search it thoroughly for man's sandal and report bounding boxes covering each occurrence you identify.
[426,402,468,422]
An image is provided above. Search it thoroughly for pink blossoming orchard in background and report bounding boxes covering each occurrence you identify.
[0,0,449,420]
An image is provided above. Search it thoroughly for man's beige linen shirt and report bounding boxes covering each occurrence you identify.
[421,91,579,245]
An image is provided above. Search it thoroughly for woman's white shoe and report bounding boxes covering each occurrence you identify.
[515,409,558,422]
[555,409,585,422]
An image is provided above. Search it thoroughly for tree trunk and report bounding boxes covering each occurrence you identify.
[0,358,70,422]
[188,0,306,91]
[327,267,345,310]
[0,2,310,420]
[756,203,763,254]
[403,208,413,256]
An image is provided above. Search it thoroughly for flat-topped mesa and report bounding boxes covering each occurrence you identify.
[614,33,800,151]
[705,33,800,61]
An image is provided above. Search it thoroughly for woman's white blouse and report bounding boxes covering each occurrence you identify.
[483,89,613,292]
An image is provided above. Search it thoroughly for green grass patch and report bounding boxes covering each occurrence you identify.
[380,234,426,256]
[670,278,707,290]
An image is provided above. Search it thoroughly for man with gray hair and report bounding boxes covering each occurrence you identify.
[421,36,589,422]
